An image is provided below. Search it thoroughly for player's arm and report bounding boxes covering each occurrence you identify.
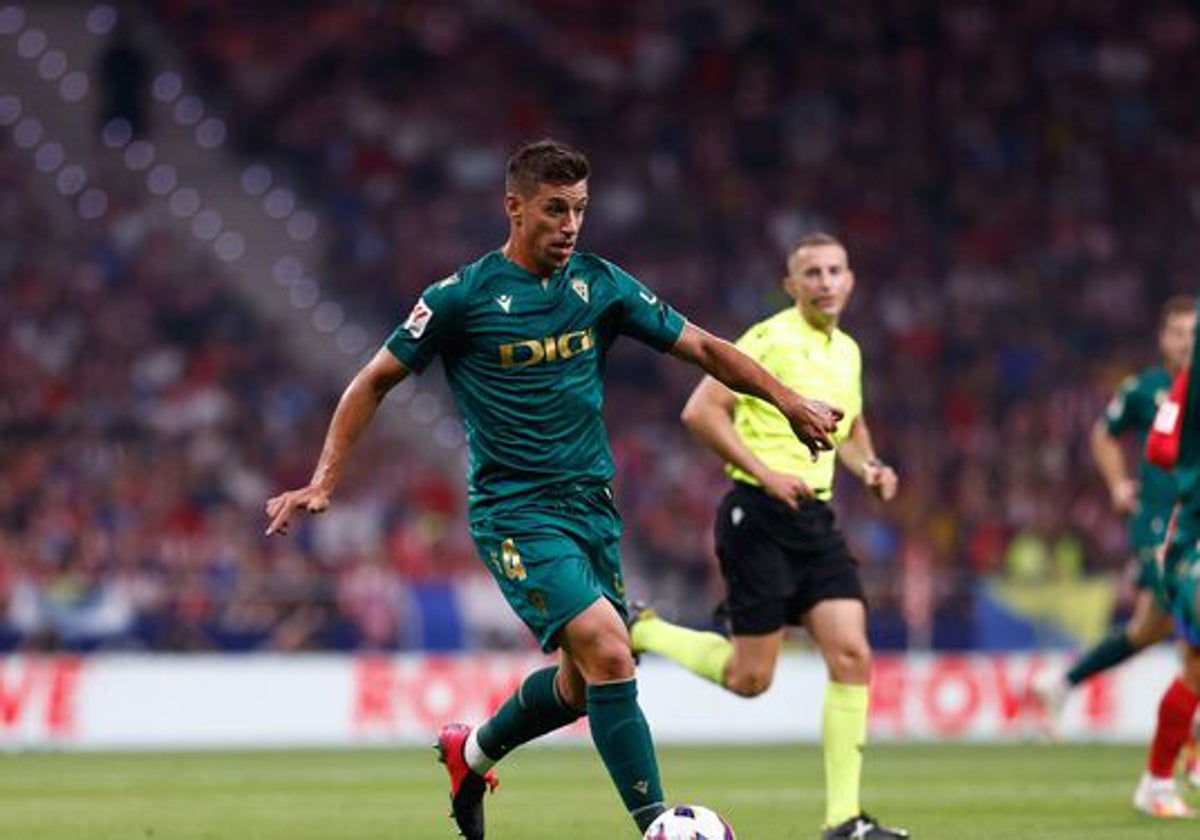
[681,374,816,510]
[836,416,898,501]
[265,349,410,535]
[1091,420,1137,515]
[671,321,842,459]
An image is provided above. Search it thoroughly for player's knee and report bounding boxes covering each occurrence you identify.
[1124,626,1154,650]
[583,640,637,683]
[725,666,773,698]
[826,640,871,683]
[1126,617,1171,649]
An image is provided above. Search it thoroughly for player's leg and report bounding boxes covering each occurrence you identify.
[721,630,787,696]
[630,482,788,694]
[1135,543,1200,818]
[628,605,741,687]
[1034,557,1173,723]
[438,662,584,839]
[631,614,786,697]
[806,598,907,839]
[802,599,872,836]
[560,596,667,833]
[1134,642,1200,818]
[1072,588,1172,679]
[437,522,599,838]
[627,582,787,698]
[799,504,907,840]
[1188,711,1200,788]
[1186,558,1200,787]
[464,657,584,773]
[627,604,791,701]
[1054,587,1170,688]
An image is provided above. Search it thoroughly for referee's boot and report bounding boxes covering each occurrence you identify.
[822,813,910,839]
[435,722,499,840]
[625,599,657,662]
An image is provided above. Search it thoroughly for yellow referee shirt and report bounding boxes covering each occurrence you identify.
[727,308,863,500]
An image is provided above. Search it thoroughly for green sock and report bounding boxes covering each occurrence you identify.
[476,667,582,761]
[1065,630,1137,686]
[823,681,868,827]
[631,614,733,686]
[587,679,665,832]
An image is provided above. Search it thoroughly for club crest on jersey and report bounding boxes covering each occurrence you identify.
[496,295,513,313]
[571,277,590,304]
[402,298,433,338]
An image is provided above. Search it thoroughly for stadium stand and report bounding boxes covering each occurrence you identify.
[4,0,1199,651]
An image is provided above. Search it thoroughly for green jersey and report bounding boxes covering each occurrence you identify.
[1176,322,1200,524]
[386,250,685,519]
[1104,366,1177,549]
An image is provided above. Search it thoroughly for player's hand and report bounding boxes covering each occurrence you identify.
[782,395,843,461]
[863,460,898,502]
[759,471,814,512]
[1110,479,1138,516]
[265,485,331,536]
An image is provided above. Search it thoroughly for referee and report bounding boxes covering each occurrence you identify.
[631,233,909,840]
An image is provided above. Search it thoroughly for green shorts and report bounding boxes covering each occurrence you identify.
[1133,544,1171,611]
[1161,525,1200,646]
[469,483,627,652]
[1131,509,1171,559]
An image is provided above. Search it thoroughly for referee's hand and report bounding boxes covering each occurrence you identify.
[760,471,814,512]
[863,461,899,502]
[782,395,843,460]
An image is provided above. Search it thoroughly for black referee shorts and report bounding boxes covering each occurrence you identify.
[714,481,865,636]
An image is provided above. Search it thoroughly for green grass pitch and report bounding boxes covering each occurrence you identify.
[0,744,1196,838]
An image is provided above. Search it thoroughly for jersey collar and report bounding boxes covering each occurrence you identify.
[496,249,572,286]
[790,307,840,346]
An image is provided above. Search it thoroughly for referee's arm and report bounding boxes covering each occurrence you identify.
[682,375,814,510]
[836,416,898,502]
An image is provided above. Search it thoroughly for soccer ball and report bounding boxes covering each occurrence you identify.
[643,804,736,839]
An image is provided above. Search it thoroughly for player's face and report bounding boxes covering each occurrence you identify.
[1160,311,1197,373]
[508,180,588,275]
[785,243,855,328]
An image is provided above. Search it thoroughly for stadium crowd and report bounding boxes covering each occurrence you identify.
[4,0,1199,651]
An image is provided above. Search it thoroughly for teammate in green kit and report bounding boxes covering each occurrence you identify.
[1033,297,1196,746]
[1132,298,1200,818]
[265,139,843,839]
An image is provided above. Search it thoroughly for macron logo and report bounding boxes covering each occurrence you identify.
[638,290,658,305]
[496,295,513,313]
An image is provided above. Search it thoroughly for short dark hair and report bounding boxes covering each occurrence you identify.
[791,231,844,252]
[506,139,590,196]
[786,232,847,276]
[1161,294,1196,328]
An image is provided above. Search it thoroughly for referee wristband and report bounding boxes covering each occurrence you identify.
[862,457,886,477]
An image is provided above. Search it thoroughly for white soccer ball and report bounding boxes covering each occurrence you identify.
[643,804,736,840]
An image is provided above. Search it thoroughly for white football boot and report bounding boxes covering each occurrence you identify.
[1133,772,1195,819]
